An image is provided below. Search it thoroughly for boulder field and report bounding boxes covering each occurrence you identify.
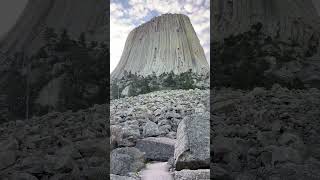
[0,104,109,179]
[211,85,320,179]
[0,89,211,179]
[0,86,318,179]
[110,89,210,179]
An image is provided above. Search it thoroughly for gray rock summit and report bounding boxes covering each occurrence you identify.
[111,13,209,79]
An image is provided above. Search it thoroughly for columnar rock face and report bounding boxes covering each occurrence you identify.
[0,0,107,55]
[111,14,209,79]
[212,0,320,45]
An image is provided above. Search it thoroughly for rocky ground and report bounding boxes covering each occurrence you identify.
[0,104,109,180]
[1,85,318,180]
[211,85,320,179]
[0,89,210,180]
[110,89,210,179]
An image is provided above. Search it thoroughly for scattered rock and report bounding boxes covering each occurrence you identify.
[211,87,320,179]
[0,104,109,179]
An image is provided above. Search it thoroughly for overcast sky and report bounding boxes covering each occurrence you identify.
[110,0,210,73]
[0,0,28,38]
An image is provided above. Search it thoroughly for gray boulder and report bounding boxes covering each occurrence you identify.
[136,137,176,161]
[118,125,141,147]
[143,121,160,137]
[76,139,107,157]
[174,169,210,180]
[53,155,74,172]
[121,85,131,97]
[111,125,123,149]
[174,113,210,170]
[0,150,16,170]
[110,147,145,176]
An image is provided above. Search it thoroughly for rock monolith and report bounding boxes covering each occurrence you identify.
[111,13,209,79]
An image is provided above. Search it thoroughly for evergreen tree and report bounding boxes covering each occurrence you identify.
[164,71,175,88]
[56,29,73,51]
[43,27,57,43]
[79,32,87,47]
[35,47,48,58]
[178,69,194,89]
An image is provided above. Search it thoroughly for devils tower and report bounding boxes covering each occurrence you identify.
[111,14,209,79]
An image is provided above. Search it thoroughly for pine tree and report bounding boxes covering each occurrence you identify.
[43,27,57,43]
[56,29,72,51]
[164,71,175,88]
[79,32,87,47]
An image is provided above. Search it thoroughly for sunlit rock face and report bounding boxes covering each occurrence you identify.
[212,0,320,45]
[0,0,107,55]
[111,14,209,79]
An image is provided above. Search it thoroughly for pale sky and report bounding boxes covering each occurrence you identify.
[110,0,210,73]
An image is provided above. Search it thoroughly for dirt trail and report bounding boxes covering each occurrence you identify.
[140,162,173,180]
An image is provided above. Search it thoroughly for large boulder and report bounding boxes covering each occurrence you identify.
[135,137,175,161]
[76,138,107,158]
[174,169,210,180]
[143,120,160,137]
[110,147,145,176]
[174,113,210,170]
[121,85,131,97]
[0,137,18,170]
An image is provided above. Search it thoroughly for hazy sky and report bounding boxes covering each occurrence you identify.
[0,0,28,38]
[110,0,210,73]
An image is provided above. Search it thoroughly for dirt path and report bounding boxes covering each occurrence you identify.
[140,162,173,180]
